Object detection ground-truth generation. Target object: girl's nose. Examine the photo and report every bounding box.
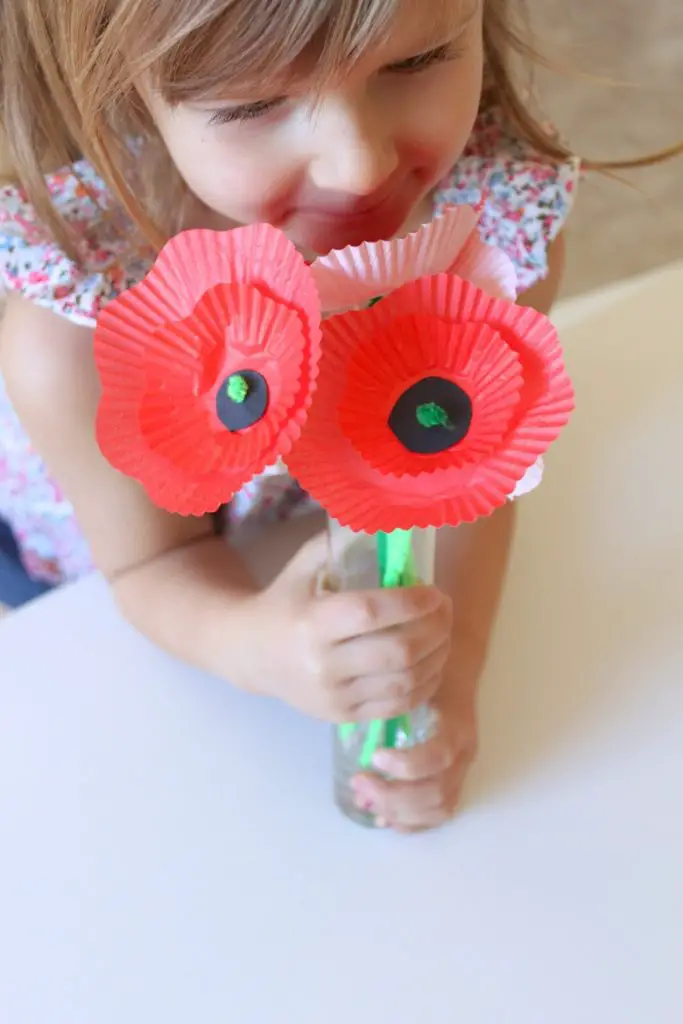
[307,96,399,196]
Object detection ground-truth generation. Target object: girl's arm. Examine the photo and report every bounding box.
[1,295,259,681]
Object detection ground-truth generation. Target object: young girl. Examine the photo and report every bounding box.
[0,0,676,830]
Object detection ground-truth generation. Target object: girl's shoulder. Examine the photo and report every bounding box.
[436,105,581,291]
[0,161,151,326]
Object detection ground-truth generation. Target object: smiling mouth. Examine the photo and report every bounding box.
[273,176,424,253]
[289,208,415,256]
[291,168,414,221]
[296,187,401,222]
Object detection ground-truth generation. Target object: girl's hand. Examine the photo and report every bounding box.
[350,656,480,832]
[231,532,453,723]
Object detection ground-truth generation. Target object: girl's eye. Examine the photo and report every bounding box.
[385,44,460,75]
[208,98,286,126]
[206,41,461,125]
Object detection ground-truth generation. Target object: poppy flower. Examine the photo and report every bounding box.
[310,203,518,311]
[285,273,574,533]
[95,225,322,516]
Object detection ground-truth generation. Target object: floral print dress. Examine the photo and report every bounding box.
[0,107,579,584]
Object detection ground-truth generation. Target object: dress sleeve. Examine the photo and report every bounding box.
[435,105,580,294]
[0,163,147,327]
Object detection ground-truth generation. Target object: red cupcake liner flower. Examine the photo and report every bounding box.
[286,274,574,533]
[94,225,322,516]
[338,316,524,477]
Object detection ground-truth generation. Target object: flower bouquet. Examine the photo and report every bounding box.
[95,206,574,827]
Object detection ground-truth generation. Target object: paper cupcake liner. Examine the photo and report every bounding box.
[449,230,518,301]
[97,383,290,517]
[95,396,247,516]
[130,224,317,322]
[355,273,575,460]
[286,272,574,533]
[99,283,307,459]
[287,425,523,534]
[310,204,479,312]
[154,283,306,402]
[333,312,523,477]
[95,224,323,516]
[286,347,523,534]
[95,223,321,386]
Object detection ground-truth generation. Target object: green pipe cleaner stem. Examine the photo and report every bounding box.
[355,528,416,768]
[227,374,249,403]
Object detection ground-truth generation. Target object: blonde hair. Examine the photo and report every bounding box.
[1,0,681,260]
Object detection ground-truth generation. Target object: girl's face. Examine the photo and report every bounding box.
[148,0,484,255]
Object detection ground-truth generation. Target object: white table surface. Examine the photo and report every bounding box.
[1,264,683,1024]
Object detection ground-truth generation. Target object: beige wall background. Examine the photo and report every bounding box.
[528,0,682,295]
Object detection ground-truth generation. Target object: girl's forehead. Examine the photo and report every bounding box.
[393,0,480,40]
[152,0,478,103]
[370,0,479,57]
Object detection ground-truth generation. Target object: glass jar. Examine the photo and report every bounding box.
[327,519,439,827]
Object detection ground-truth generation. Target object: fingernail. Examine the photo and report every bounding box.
[372,751,394,772]
[375,817,388,829]
[352,784,375,812]
[351,777,373,802]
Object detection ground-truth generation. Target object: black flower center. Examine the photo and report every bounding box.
[216,370,269,432]
[388,376,472,454]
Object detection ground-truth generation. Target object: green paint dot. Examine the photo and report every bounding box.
[227,374,249,404]
[416,402,452,429]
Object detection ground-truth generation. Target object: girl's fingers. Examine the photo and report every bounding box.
[353,776,446,827]
[342,655,447,720]
[371,733,454,781]
[321,586,446,642]
[393,807,453,832]
[345,677,441,724]
[332,622,450,692]
[391,789,465,833]
[352,750,471,831]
